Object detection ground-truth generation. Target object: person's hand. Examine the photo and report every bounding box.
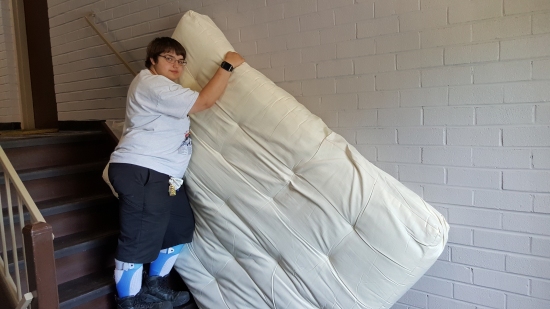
[224,51,245,68]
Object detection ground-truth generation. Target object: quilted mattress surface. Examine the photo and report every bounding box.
[163,11,448,309]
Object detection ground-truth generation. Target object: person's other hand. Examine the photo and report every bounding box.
[224,51,245,68]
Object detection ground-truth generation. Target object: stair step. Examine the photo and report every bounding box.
[54,229,118,260]
[58,269,114,309]
[5,228,118,275]
[2,136,113,171]
[3,193,117,226]
[0,161,108,185]
[1,193,118,254]
[0,128,199,308]
[48,201,119,242]
[58,270,199,309]
[40,194,118,217]
[1,169,112,205]
[0,131,106,149]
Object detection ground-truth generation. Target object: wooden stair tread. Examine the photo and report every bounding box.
[54,229,119,259]
[0,127,198,308]
[58,268,115,308]
[58,270,198,309]
[2,193,117,225]
[0,131,106,149]
[3,228,119,269]
[0,161,109,184]
[38,193,118,216]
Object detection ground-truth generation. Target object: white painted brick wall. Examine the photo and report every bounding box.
[425,260,472,283]
[412,275,453,297]
[422,146,472,166]
[358,90,398,108]
[447,168,501,189]
[377,145,420,163]
[357,16,398,39]
[354,54,395,74]
[424,107,473,125]
[319,22,355,44]
[337,109,376,128]
[454,282,506,309]
[448,225,472,245]
[472,15,531,42]
[376,32,419,54]
[449,84,503,105]
[46,0,550,308]
[336,75,374,93]
[378,107,421,126]
[399,164,444,184]
[534,195,550,214]
[398,47,443,69]
[445,42,499,65]
[533,11,550,34]
[0,0,20,122]
[536,103,550,124]
[400,87,447,107]
[532,279,550,300]
[476,105,534,125]
[532,237,550,257]
[473,229,531,253]
[447,127,500,146]
[376,70,420,90]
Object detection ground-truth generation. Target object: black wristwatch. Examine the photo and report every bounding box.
[220,61,234,72]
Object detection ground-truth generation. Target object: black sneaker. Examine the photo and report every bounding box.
[144,274,190,307]
[116,288,173,309]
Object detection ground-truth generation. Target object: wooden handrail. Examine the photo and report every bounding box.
[0,147,44,223]
[0,145,54,308]
[84,13,137,77]
[23,222,58,309]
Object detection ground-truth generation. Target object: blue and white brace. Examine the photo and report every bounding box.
[114,260,143,298]
[149,244,184,277]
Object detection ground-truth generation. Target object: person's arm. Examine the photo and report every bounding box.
[188,51,245,115]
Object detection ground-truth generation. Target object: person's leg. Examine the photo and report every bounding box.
[108,163,172,309]
[144,184,195,306]
[114,260,143,298]
[149,244,184,277]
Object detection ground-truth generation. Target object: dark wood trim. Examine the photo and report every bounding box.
[58,121,106,131]
[0,123,22,131]
[22,0,58,129]
[23,222,59,309]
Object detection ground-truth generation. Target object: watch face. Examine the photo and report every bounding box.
[221,61,234,72]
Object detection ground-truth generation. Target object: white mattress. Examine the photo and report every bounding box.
[124,11,448,309]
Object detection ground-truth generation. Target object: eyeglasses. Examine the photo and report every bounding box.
[159,54,187,66]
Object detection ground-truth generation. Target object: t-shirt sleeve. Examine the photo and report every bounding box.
[155,83,199,118]
[138,76,199,118]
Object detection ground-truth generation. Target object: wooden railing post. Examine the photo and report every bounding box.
[22,222,58,309]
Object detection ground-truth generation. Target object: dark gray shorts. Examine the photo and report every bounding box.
[108,163,195,263]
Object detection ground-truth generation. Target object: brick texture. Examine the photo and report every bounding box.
[0,0,21,122]
[41,0,550,308]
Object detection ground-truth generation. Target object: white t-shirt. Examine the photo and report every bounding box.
[110,69,199,178]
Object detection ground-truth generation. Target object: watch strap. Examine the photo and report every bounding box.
[220,61,234,72]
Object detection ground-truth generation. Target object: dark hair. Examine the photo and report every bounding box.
[145,37,187,69]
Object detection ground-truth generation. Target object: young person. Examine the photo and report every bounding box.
[108,37,244,309]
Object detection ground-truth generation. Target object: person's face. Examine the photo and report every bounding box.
[149,50,185,82]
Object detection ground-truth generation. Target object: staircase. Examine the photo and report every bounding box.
[0,125,197,309]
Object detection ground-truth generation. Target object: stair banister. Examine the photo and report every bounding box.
[84,13,137,77]
[0,148,45,223]
[0,146,57,309]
